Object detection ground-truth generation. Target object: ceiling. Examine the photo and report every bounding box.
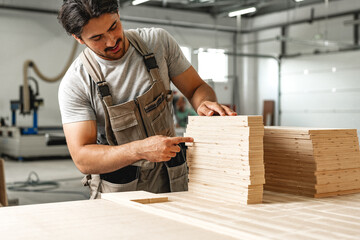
[120,0,342,17]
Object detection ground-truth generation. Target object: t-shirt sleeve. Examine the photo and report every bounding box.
[157,28,191,78]
[58,66,96,124]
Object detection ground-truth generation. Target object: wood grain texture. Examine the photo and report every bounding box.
[264,126,360,197]
[2,190,360,239]
[185,116,265,204]
[0,158,7,207]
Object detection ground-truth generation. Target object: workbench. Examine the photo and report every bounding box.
[1,190,360,239]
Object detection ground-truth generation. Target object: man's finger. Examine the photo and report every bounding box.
[170,137,194,144]
[197,106,213,116]
[169,144,181,153]
[167,152,177,158]
[222,105,237,116]
[207,103,226,116]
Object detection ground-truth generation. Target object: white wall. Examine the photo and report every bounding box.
[281,51,360,132]
[243,0,360,133]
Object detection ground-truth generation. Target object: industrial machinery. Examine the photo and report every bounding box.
[0,78,69,160]
[0,41,78,160]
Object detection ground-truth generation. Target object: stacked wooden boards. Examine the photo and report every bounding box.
[264,127,360,198]
[184,116,265,204]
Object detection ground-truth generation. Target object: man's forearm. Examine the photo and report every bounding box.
[189,82,217,112]
[71,135,193,175]
[74,141,141,174]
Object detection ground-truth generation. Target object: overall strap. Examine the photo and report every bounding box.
[80,48,117,145]
[125,30,162,82]
[80,48,113,107]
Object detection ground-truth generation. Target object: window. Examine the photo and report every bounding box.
[180,46,191,63]
[198,48,228,82]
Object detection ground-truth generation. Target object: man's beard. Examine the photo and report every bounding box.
[86,37,125,60]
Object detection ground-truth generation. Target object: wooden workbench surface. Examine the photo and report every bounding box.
[1,190,360,239]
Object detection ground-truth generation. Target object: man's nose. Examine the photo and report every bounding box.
[105,34,117,47]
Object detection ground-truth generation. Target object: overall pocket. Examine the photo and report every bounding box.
[109,110,143,145]
[145,93,175,137]
[166,161,188,192]
[100,178,139,193]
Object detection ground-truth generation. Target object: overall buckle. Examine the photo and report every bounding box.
[143,53,158,72]
[96,81,111,98]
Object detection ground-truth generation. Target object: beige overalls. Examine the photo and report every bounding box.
[80,30,188,199]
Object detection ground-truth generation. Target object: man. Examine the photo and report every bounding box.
[58,0,236,199]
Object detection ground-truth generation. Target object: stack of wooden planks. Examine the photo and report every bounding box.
[264,127,360,198]
[184,116,265,204]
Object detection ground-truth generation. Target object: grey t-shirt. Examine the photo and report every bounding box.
[58,28,191,144]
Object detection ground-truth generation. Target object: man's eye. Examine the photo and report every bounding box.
[93,36,102,41]
[110,24,117,31]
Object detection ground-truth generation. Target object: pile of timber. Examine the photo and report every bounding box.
[264,127,360,198]
[184,116,265,204]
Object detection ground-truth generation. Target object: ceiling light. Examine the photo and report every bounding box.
[132,0,150,6]
[228,7,256,17]
[294,0,305,2]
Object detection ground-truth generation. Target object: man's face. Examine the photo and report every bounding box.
[74,13,128,61]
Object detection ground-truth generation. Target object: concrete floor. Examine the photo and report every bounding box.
[3,157,89,205]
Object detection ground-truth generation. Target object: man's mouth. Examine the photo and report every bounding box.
[105,39,121,53]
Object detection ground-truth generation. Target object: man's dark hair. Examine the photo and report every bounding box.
[58,0,119,38]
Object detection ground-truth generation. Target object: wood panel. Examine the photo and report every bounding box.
[0,158,7,207]
[264,126,360,197]
[185,116,265,204]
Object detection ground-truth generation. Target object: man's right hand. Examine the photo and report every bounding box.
[139,135,194,162]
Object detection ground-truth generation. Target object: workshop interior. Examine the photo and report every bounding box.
[1,0,360,239]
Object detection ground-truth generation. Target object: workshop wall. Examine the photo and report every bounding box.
[244,0,360,132]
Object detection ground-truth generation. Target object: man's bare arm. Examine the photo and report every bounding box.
[172,66,237,116]
[63,120,193,174]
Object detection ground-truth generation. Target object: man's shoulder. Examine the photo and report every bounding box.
[59,56,87,90]
[129,27,169,41]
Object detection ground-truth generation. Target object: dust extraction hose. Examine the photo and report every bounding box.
[22,40,79,114]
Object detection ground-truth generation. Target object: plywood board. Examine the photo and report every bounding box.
[0,158,7,207]
[188,115,264,127]
[263,126,360,197]
[186,115,265,204]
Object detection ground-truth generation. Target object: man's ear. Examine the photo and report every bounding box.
[72,34,85,44]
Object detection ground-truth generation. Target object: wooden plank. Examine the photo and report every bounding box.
[101,191,168,204]
[187,143,264,156]
[184,133,263,149]
[315,181,360,194]
[0,158,8,207]
[101,192,248,239]
[314,188,360,198]
[185,126,264,137]
[264,185,316,197]
[188,115,264,127]
[0,198,239,240]
[188,169,265,184]
[187,154,264,167]
[187,162,264,175]
[264,127,358,139]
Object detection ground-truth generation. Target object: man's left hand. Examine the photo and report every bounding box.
[197,101,237,116]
